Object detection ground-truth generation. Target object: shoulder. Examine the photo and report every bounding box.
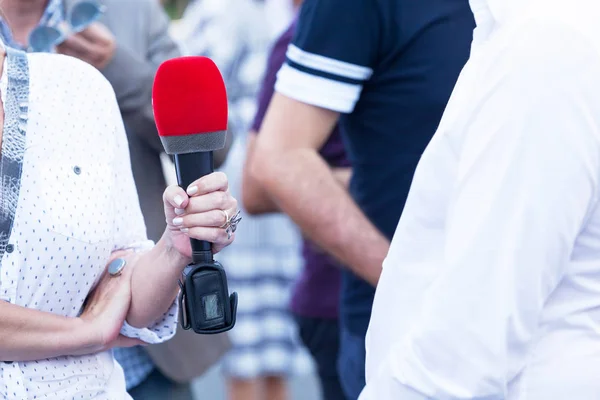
[25,53,123,147]
[27,53,115,103]
[486,18,600,94]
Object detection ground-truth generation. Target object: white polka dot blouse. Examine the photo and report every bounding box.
[0,51,177,399]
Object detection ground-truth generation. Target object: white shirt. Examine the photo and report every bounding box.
[0,51,177,399]
[362,0,600,399]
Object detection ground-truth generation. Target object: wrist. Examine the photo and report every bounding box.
[69,317,103,354]
[158,232,191,270]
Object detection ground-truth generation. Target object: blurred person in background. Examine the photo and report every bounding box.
[174,0,312,399]
[0,0,231,398]
[249,0,475,398]
[242,6,348,400]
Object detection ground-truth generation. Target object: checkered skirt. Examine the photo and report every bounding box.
[216,140,313,379]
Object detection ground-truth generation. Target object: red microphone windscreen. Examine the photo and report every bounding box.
[152,56,228,154]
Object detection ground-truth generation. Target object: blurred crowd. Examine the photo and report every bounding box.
[5,0,600,398]
[0,0,473,399]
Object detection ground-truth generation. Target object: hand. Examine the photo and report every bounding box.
[163,172,238,258]
[55,23,116,70]
[77,256,143,354]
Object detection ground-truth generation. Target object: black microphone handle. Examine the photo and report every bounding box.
[174,151,214,264]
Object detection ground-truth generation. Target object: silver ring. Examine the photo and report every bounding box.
[224,210,242,239]
[219,209,230,229]
[108,258,126,277]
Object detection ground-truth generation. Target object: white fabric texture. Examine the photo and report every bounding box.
[0,53,176,399]
[362,0,600,399]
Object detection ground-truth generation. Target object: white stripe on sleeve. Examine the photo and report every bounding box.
[286,44,373,81]
[275,63,363,113]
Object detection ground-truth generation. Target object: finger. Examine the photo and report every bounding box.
[82,272,126,314]
[172,210,229,229]
[179,226,233,245]
[92,275,127,302]
[183,191,237,215]
[78,23,113,44]
[163,185,190,209]
[212,232,236,254]
[56,33,94,58]
[55,45,83,62]
[186,172,228,197]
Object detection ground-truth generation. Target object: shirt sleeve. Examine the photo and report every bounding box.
[361,30,600,398]
[106,88,178,344]
[275,0,379,113]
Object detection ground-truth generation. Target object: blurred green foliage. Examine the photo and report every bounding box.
[162,0,189,19]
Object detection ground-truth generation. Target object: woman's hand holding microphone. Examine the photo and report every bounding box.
[164,171,238,258]
[79,172,239,351]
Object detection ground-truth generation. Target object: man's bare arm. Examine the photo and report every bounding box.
[242,132,281,215]
[251,93,388,286]
[244,131,353,215]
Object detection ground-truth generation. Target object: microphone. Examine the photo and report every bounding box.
[152,56,237,335]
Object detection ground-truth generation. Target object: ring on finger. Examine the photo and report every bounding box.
[219,209,230,228]
[224,209,242,239]
[108,258,126,277]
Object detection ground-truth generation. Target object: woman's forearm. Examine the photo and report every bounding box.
[0,301,95,361]
[126,235,189,328]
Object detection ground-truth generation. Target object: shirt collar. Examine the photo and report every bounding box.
[0,0,65,51]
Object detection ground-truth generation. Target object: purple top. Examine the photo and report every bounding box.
[252,17,349,319]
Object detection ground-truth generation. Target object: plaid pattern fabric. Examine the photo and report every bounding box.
[113,347,155,390]
[214,137,313,379]
[0,0,64,50]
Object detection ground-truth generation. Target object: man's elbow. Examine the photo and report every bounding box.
[239,153,268,214]
[248,149,276,189]
[241,181,263,216]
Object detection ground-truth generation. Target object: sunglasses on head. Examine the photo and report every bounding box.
[28,0,106,52]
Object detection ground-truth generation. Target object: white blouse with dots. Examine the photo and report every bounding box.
[0,52,177,399]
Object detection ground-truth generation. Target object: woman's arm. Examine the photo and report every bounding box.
[124,236,187,329]
[125,172,237,329]
[104,82,237,331]
[0,267,142,362]
[0,302,92,361]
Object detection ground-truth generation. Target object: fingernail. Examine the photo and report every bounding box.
[187,186,198,196]
[180,227,189,233]
[173,195,184,207]
[174,208,185,216]
[172,217,183,226]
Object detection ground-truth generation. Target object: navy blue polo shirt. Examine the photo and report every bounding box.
[275,0,475,336]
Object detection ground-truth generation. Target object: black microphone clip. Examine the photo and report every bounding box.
[178,260,238,334]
